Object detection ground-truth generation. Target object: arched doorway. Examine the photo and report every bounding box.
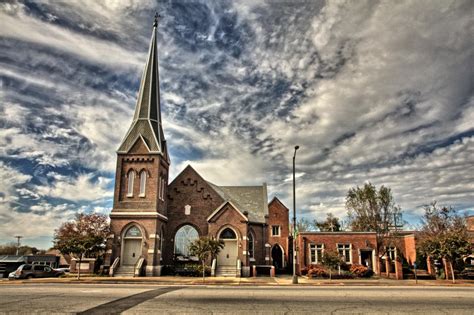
[272,244,284,269]
[217,227,238,266]
[122,225,143,266]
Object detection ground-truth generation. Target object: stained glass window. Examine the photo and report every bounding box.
[174,225,199,256]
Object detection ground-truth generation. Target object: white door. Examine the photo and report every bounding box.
[123,239,141,265]
[217,240,237,266]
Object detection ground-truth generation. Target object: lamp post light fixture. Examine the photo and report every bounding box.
[292,145,299,284]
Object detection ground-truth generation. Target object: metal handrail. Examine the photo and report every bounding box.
[109,257,120,277]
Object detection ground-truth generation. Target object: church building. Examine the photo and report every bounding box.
[106,19,289,277]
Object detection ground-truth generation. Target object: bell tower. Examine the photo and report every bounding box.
[108,14,169,276]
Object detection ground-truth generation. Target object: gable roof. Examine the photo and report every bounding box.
[208,182,268,223]
[207,200,249,222]
[169,165,269,223]
[269,196,289,211]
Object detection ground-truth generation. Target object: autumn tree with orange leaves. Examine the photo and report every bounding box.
[53,213,110,279]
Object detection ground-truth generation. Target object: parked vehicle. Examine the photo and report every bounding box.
[8,264,65,280]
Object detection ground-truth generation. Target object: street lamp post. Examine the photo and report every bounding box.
[292,145,299,284]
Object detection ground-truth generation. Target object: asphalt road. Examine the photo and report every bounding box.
[0,283,473,314]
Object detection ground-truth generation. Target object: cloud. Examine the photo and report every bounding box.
[0,0,473,248]
[36,172,113,202]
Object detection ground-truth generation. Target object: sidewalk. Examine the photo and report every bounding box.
[3,275,474,286]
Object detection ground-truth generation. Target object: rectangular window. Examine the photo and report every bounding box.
[387,246,397,260]
[309,244,324,264]
[272,225,280,236]
[337,244,351,263]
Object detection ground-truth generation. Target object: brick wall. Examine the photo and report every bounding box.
[268,198,290,268]
[298,232,377,270]
[163,166,224,264]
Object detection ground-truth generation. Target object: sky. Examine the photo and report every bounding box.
[1,0,473,249]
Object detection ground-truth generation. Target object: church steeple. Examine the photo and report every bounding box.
[118,14,168,161]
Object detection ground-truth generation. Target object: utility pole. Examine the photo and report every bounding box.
[292,145,299,284]
[15,235,23,255]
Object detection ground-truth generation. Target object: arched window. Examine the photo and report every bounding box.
[125,225,142,238]
[174,225,199,256]
[220,228,237,239]
[127,171,135,197]
[139,170,147,197]
[248,232,255,258]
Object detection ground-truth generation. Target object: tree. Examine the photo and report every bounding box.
[0,244,45,255]
[345,183,402,256]
[315,213,341,232]
[188,237,224,282]
[418,202,471,283]
[53,213,110,280]
[321,250,343,280]
[296,218,314,233]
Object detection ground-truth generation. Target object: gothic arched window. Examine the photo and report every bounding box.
[139,170,147,197]
[127,170,135,197]
[174,225,199,256]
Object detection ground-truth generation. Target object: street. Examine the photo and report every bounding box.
[0,283,473,314]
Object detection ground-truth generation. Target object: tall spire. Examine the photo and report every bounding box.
[118,15,167,160]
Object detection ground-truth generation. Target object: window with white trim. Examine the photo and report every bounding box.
[127,171,135,197]
[310,244,324,264]
[272,225,281,236]
[139,170,147,197]
[387,246,397,260]
[337,244,352,263]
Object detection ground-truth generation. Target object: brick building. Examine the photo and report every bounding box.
[297,231,417,277]
[106,20,289,277]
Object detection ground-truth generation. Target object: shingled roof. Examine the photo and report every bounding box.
[208,182,269,223]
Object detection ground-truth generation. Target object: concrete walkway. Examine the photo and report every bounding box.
[3,275,474,286]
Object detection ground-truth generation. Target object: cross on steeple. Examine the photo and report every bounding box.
[153,12,160,28]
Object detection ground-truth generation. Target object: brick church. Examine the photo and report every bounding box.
[106,19,422,279]
[106,19,290,277]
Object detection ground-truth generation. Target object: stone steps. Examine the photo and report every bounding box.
[216,266,237,277]
[114,266,135,277]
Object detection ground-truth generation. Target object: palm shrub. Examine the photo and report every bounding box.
[188,237,224,282]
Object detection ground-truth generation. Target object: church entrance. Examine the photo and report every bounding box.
[272,244,284,269]
[122,225,143,266]
[217,228,238,266]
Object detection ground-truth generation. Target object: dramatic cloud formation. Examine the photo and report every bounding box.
[0,0,473,248]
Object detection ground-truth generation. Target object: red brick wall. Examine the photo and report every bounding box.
[208,203,248,265]
[163,166,224,264]
[109,137,169,271]
[402,234,417,265]
[268,198,290,267]
[297,232,377,269]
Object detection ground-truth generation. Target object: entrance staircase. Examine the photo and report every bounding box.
[216,266,237,277]
[114,265,135,277]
